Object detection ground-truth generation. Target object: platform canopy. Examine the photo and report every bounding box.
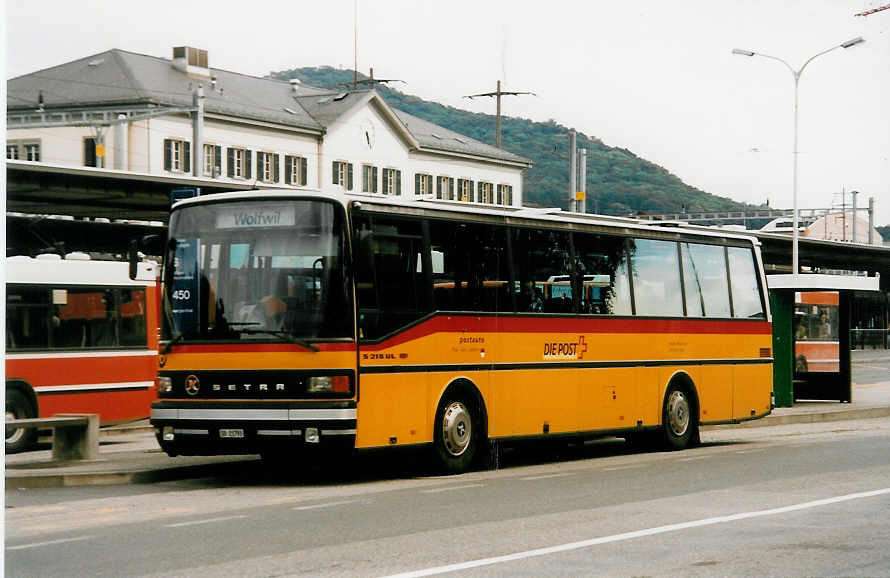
[767,274,881,293]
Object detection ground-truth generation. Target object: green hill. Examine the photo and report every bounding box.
[270,66,758,216]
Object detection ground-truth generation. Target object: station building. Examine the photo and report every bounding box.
[7,46,531,206]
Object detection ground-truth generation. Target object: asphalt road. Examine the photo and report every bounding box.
[6,417,890,577]
[852,349,890,385]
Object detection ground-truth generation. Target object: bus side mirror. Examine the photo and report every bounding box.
[128,239,139,280]
[128,234,164,280]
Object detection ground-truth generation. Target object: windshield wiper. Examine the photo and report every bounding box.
[236,328,319,352]
[160,332,186,355]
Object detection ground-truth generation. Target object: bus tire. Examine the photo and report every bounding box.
[6,387,37,454]
[433,393,480,474]
[660,382,698,451]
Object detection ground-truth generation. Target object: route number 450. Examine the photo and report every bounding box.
[172,289,191,300]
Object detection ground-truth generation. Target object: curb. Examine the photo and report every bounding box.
[747,406,890,427]
[8,407,890,488]
[6,458,255,489]
[700,406,890,431]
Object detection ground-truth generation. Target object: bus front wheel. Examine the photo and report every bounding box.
[6,388,37,454]
[660,384,698,451]
[433,396,479,474]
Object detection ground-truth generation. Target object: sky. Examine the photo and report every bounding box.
[5,0,890,224]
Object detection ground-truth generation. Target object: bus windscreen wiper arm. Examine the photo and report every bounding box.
[237,328,319,352]
[161,332,186,355]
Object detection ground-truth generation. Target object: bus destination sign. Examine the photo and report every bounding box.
[216,205,295,229]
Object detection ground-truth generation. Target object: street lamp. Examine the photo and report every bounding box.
[732,37,865,277]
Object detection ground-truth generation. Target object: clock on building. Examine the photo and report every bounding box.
[359,119,376,149]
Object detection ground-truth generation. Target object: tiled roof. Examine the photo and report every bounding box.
[392,109,529,165]
[8,49,530,166]
[8,49,323,131]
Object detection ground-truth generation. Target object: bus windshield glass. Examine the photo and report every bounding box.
[163,199,352,343]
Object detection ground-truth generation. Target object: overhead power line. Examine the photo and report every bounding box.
[464,81,535,149]
[855,3,890,16]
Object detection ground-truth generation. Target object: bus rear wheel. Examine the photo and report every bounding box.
[6,388,37,454]
[661,384,697,451]
[433,396,479,474]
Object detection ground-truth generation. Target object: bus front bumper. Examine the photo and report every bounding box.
[150,401,356,456]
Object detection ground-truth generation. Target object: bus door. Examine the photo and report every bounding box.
[353,213,433,448]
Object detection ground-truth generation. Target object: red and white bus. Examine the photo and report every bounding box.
[5,254,159,452]
[794,291,839,373]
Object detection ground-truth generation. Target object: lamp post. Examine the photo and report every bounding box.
[732,37,865,277]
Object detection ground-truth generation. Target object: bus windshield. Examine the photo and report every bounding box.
[163,199,352,343]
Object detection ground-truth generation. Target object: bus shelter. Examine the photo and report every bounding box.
[767,274,880,407]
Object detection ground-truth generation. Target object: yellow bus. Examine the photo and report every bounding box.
[146,191,772,473]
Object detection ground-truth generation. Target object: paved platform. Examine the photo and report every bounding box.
[7,351,890,488]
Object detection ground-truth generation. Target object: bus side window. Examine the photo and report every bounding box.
[6,286,51,350]
[354,215,429,340]
[88,289,118,347]
[119,288,148,346]
[510,228,572,313]
[727,246,765,319]
[430,221,510,313]
[680,243,731,318]
[631,239,684,317]
[572,232,632,315]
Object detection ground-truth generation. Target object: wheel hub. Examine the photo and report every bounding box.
[667,390,689,437]
[6,409,25,443]
[442,401,471,457]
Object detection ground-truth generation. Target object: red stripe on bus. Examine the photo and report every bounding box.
[173,342,357,354]
[37,389,157,422]
[166,317,770,354]
[362,315,771,350]
[6,355,157,388]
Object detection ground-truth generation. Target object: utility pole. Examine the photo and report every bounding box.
[92,128,106,168]
[577,148,587,213]
[192,84,204,177]
[353,0,359,89]
[569,130,576,212]
[851,190,858,243]
[464,81,535,149]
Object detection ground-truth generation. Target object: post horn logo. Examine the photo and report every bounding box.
[184,374,200,396]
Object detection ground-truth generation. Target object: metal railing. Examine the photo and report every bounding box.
[850,329,890,350]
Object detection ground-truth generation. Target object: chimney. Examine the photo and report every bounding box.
[172,46,210,80]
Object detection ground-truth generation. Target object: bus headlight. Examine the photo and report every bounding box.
[158,376,173,394]
[306,375,351,394]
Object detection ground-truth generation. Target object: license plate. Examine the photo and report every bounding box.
[219,428,244,439]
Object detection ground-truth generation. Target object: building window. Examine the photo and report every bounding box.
[84,137,105,168]
[478,181,494,204]
[256,151,280,183]
[362,164,378,193]
[164,138,190,173]
[333,160,353,190]
[458,178,474,202]
[437,176,454,200]
[497,184,513,205]
[203,144,222,177]
[415,173,433,196]
[382,168,401,195]
[7,140,41,162]
[227,147,252,179]
[285,155,308,186]
[24,143,40,162]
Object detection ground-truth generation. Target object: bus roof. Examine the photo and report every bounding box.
[171,188,762,247]
[6,255,157,286]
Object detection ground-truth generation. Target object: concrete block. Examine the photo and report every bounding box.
[52,414,99,461]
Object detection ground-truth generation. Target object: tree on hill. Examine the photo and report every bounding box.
[270,66,759,217]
